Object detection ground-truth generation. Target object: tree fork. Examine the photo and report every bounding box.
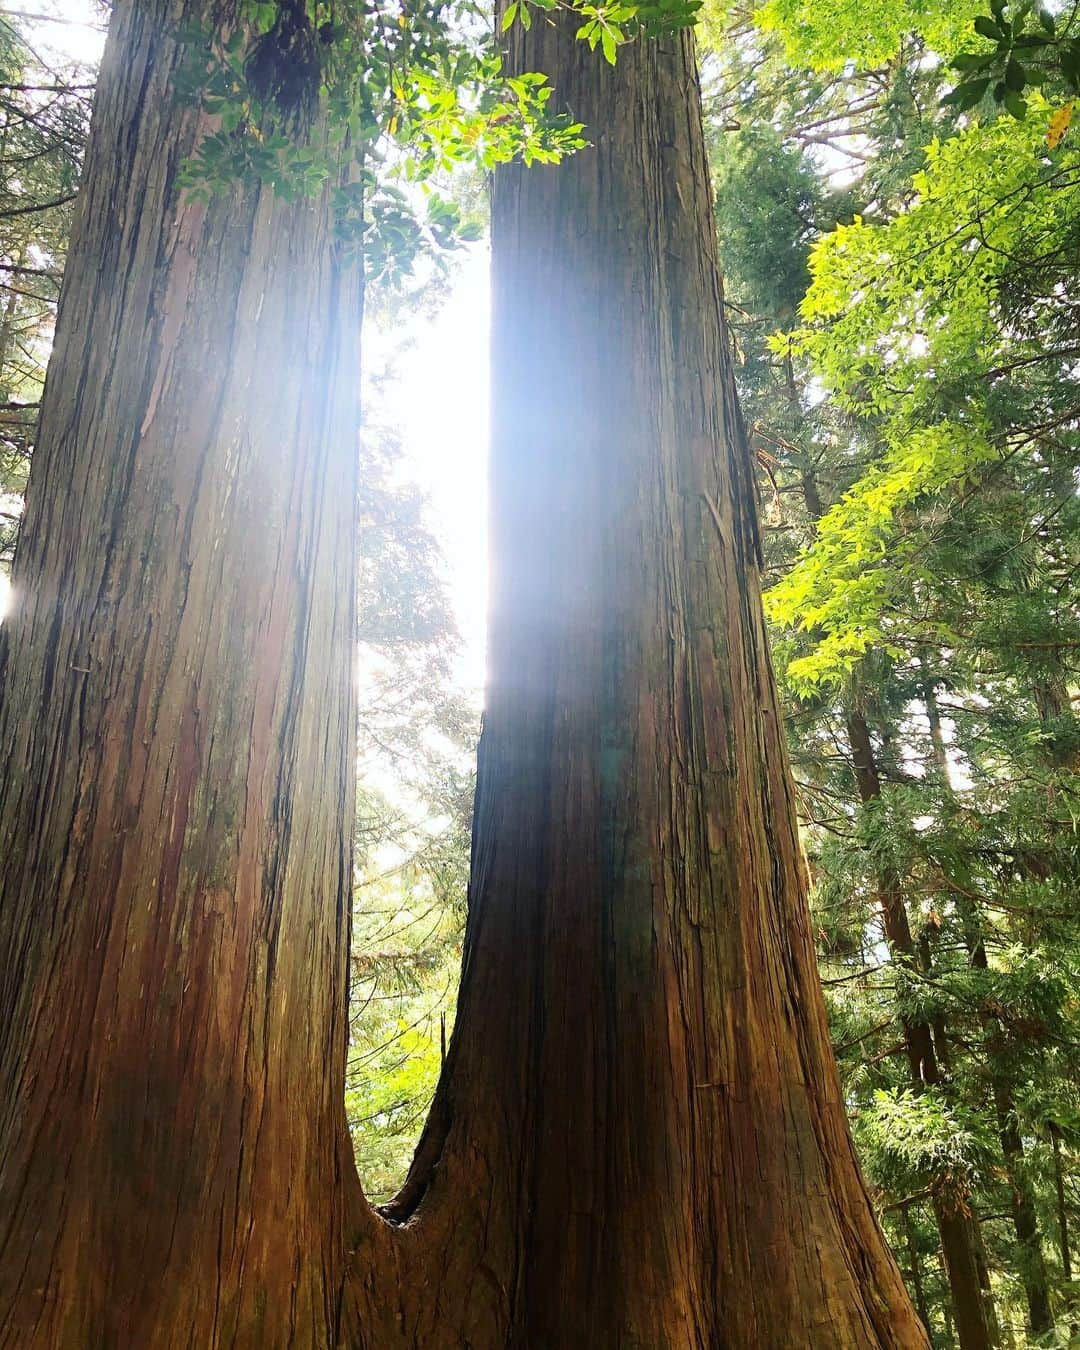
[0,0,929,1344]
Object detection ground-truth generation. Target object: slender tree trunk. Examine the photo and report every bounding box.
[1050,1122,1077,1335]
[847,705,994,1350]
[1031,673,1080,770]
[992,1090,1052,1335]
[941,1253,956,1344]
[973,1224,1004,1349]
[918,928,953,1074]
[923,678,1054,1337]
[902,1204,934,1336]
[1051,1123,1073,1284]
[0,251,22,402]
[0,0,930,1346]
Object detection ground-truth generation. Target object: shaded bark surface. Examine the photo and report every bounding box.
[0,1,928,1346]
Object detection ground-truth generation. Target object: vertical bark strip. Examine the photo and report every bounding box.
[0,1,365,1343]
[376,21,928,1348]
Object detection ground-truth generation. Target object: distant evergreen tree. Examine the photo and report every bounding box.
[705,8,1080,1343]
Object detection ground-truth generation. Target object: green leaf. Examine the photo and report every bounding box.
[1004,56,1026,90]
[501,3,518,30]
[601,25,618,62]
[943,77,991,109]
[974,14,1004,40]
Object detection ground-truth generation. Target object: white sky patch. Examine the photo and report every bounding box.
[369,249,491,699]
[9,0,107,65]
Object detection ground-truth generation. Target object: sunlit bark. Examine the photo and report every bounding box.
[0,2,363,1342]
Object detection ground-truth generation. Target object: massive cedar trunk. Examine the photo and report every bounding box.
[361,19,927,1347]
[0,0,364,1342]
[0,0,929,1346]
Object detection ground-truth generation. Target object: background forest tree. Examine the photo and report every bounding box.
[0,0,1075,1344]
[705,2,1080,1342]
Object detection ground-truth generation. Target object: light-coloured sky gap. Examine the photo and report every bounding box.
[370,250,490,698]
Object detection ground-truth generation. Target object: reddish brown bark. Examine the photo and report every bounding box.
[361,17,926,1348]
[0,0,928,1345]
[0,1,364,1342]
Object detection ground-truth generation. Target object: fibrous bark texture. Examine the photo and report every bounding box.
[0,1,363,1343]
[0,0,929,1345]
[364,19,929,1349]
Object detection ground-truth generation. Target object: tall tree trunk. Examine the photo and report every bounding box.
[372,17,926,1346]
[992,1087,1052,1335]
[0,0,930,1346]
[923,678,1054,1337]
[847,705,994,1350]
[0,0,366,1343]
[1031,672,1080,770]
[1051,1123,1073,1285]
[1050,1122,1077,1335]
[901,1203,934,1336]
[0,250,22,403]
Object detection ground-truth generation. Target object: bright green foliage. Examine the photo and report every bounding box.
[946,0,1080,124]
[502,0,700,63]
[794,112,1074,410]
[766,424,996,689]
[766,107,1080,690]
[859,1086,990,1203]
[753,0,984,72]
